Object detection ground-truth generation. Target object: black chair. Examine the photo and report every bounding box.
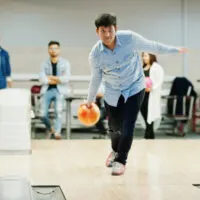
[162,77,196,136]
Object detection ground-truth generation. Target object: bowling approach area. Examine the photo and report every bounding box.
[1,0,200,199]
[0,140,200,200]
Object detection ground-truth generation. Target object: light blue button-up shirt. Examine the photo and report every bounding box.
[87,30,179,107]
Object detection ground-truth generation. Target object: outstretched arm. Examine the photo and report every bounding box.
[132,31,187,54]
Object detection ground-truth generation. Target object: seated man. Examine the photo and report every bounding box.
[39,41,71,139]
[0,45,12,89]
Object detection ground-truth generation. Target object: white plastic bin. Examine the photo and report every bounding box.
[0,89,31,154]
[0,176,34,200]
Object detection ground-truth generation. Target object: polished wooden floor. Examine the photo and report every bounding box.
[0,139,200,200]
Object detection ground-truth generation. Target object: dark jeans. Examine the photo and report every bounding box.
[95,96,107,135]
[105,89,145,165]
[140,92,155,139]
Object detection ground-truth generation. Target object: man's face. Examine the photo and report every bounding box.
[96,25,117,47]
[48,44,60,58]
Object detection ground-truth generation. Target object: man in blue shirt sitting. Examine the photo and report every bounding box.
[0,46,12,89]
[86,13,187,176]
[39,41,71,140]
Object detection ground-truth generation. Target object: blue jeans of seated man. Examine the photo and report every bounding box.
[41,88,64,133]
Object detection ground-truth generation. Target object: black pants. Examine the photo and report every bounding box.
[105,89,145,165]
[95,96,107,135]
[140,92,155,139]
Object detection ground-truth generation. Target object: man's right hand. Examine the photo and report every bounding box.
[48,76,60,84]
[47,76,54,79]
[48,79,57,85]
[85,101,93,108]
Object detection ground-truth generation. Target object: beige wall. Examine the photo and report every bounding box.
[187,0,200,91]
[0,0,199,90]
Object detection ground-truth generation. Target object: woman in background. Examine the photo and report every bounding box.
[141,53,164,139]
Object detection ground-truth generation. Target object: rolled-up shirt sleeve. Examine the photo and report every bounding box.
[131,31,179,54]
[87,51,102,103]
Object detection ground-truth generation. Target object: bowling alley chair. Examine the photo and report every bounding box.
[162,77,197,136]
[30,85,41,137]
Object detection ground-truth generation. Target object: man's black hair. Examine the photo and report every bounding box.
[95,13,117,28]
[48,41,60,47]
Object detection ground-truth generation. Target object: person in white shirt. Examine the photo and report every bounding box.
[140,52,164,139]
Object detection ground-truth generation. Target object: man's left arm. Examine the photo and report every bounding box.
[132,31,187,54]
[52,61,71,84]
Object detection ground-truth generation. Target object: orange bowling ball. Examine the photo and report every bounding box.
[78,103,100,126]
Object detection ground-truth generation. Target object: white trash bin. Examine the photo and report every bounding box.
[0,176,34,200]
[0,89,31,154]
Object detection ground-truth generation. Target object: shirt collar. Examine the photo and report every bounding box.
[48,57,60,65]
[100,34,121,52]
